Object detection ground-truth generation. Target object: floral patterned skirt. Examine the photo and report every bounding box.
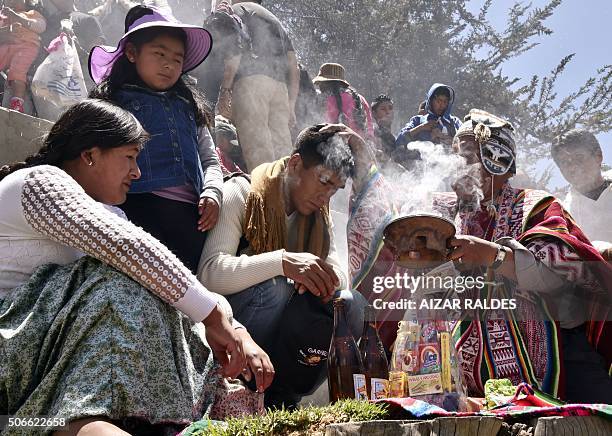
[0,257,221,435]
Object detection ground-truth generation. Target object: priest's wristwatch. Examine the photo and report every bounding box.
[490,245,510,270]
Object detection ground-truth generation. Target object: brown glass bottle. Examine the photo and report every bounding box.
[359,305,390,400]
[328,298,367,402]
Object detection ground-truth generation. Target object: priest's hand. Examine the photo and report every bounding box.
[447,235,498,268]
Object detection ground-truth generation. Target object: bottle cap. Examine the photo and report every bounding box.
[332,297,345,306]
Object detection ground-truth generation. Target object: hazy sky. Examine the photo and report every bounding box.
[470,0,611,187]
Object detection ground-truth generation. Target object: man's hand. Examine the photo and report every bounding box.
[421,119,438,131]
[431,129,452,145]
[319,123,373,188]
[198,197,220,231]
[282,251,339,300]
[411,119,438,137]
[319,123,367,156]
[447,235,499,268]
[203,305,246,378]
[235,328,275,392]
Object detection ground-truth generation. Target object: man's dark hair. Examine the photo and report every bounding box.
[293,124,355,179]
[371,94,393,110]
[551,129,601,161]
[431,87,451,99]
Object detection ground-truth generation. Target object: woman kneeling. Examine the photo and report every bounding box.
[0,99,273,435]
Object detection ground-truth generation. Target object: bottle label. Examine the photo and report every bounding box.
[370,377,389,400]
[407,373,443,396]
[353,373,367,400]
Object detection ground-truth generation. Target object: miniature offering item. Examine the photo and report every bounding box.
[389,319,467,410]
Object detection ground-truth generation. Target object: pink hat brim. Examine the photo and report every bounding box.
[89,20,212,84]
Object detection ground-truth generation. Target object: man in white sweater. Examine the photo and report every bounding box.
[198,124,367,408]
[552,129,612,244]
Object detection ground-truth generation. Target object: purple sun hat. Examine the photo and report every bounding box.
[88,6,213,84]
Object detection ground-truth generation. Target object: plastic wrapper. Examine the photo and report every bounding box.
[31,34,87,122]
[389,318,467,411]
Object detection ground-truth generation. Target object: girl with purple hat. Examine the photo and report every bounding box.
[89,5,222,274]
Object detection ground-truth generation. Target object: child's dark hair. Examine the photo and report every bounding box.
[293,124,355,180]
[371,94,393,111]
[89,9,212,128]
[0,99,149,182]
[431,86,451,100]
[552,129,601,162]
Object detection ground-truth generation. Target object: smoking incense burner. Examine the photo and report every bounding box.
[383,214,456,269]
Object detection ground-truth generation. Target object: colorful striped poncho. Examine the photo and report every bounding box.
[347,165,612,399]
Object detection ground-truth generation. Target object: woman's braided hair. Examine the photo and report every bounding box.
[0,99,149,182]
[330,83,367,134]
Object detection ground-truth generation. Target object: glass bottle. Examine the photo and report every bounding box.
[359,305,390,400]
[328,298,367,401]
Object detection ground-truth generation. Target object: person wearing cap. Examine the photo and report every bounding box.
[370,94,396,159]
[89,5,223,274]
[214,116,246,175]
[552,129,612,244]
[395,83,462,148]
[209,0,299,172]
[313,62,375,140]
[348,108,612,403]
[198,123,368,408]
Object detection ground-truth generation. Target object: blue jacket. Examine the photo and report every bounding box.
[395,83,462,147]
[115,84,205,195]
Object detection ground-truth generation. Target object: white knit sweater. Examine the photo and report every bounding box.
[0,165,235,324]
[197,176,348,295]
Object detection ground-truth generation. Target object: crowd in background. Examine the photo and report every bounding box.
[1,0,479,172]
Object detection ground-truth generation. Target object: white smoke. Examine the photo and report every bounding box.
[317,134,354,180]
[384,141,484,218]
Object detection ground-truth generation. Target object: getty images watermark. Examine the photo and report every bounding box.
[369,261,517,319]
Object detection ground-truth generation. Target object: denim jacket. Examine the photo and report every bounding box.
[115,84,206,195]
